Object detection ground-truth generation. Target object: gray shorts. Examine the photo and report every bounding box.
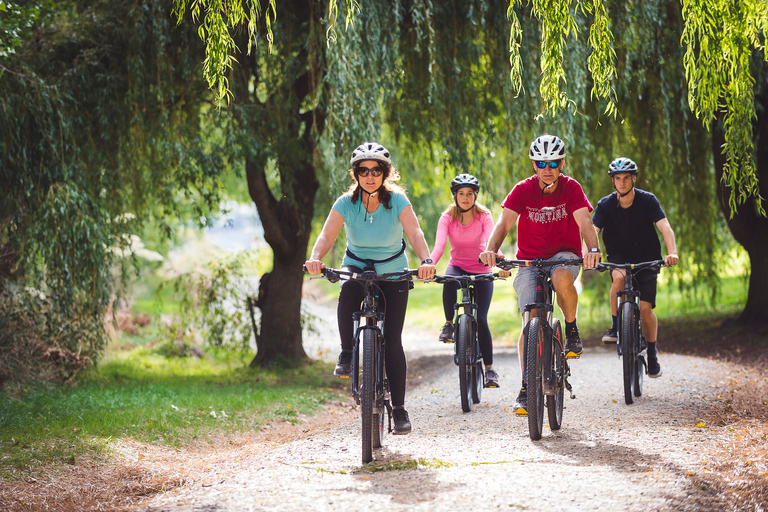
[512,251,581,314]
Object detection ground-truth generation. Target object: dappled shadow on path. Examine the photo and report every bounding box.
[534,428,725,511]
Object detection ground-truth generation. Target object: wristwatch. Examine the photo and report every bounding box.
[588,247,601,254]
[421,258,434,265]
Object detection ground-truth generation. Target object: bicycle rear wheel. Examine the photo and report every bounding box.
[547,319,565,430]
[526,317,545,440]
[471,319,482,404]
[634,333,644,397]
[372,355,386,449]
[620,302,637,405]
[457,315,473,412]
[361,328,376,463]
[472,360,483,404]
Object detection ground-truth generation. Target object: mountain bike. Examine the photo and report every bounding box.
[432,273,504,413]
[495,258,581,441]
[596,260,666,405]
[305,266,416,463]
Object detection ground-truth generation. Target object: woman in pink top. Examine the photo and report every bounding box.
[430,174,508,388]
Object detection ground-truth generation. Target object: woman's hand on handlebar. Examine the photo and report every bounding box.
[417,261,436,280]
[304,259,325,275]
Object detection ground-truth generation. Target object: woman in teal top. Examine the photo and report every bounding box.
[305,142,435,435]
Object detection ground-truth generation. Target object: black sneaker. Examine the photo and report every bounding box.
[513,388,527,416]
[565,326,583,359]
[602,327,618,344]
[392,408,412,434]
[438,322,454,343]
[333,350,352,378]
[648,354,662,378]
[484,367,500,388]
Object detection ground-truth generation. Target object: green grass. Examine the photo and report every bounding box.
[0,349,345,480]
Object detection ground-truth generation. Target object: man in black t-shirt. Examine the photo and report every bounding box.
[592,157,678,377]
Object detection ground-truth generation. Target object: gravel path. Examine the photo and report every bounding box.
[142,312,728,512]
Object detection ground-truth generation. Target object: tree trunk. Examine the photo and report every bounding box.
[712,93,768,324]
[246,155,318,366]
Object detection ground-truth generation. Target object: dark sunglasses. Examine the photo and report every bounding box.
[357,166,384,177]
[535,160,562,169]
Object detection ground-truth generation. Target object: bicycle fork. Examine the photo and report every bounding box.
[351,313,393,431]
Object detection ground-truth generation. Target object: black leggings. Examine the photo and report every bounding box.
[337,272,410,407]
[442,265,494,366]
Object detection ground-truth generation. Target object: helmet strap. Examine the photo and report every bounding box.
[538,176,559,194]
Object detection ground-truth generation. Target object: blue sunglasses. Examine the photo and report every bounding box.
[535,160,562,169]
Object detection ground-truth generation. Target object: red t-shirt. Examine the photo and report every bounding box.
[501,175,593,259]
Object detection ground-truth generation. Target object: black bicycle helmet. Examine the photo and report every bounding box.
[529,134,566,161]
[608,157,638,176]
[350,142,392,167]
[450,173,480,194]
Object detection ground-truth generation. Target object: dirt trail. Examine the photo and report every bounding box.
[141,341,730,512]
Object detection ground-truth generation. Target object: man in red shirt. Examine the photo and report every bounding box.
[480,134,601,415]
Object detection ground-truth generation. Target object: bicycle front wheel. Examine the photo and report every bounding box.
[526,317,545,440]
[547,319,565,430]
[361,328,376,463]
[620,302,637,405]
[457,314,473,412]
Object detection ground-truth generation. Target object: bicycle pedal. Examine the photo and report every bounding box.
[565,352,582,359]
[338,375,351,379]
[442,340,454,344]
[514,408,528,416]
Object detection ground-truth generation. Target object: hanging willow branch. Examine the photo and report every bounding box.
[681,0,767,215]
[172,0,276,104]
[174,0,765,212]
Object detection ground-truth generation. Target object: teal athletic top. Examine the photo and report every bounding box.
[332,189,411,273]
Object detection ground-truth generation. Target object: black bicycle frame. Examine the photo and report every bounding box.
[350,281,386,408]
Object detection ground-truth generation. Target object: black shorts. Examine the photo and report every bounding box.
[611,268,658,308]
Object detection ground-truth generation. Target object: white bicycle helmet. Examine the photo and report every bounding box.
[528,135,566,161]
[350,142,392,167]
[450,173,480,194]
[608,157,638,175]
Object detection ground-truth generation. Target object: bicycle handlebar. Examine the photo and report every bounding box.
[488,257,584,271]
[595,260,666,273]
[303,266,418,284]
[432,273,503,284]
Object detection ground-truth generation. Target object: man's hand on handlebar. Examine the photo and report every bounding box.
[479,251,497,268]
[582,249,601,270]
[304,259,325,275]
[664,253,679,267]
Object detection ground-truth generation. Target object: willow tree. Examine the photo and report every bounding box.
[0,1,222,382]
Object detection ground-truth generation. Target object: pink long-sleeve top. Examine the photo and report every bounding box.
[430,211,501,274]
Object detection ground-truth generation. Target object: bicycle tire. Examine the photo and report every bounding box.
[526,317,545,440]
[361,328,376,463]
[547,319,565,430]
[372,343,385,449]
[472,360,483,404]
[471,318,482,404]
[457,315,473,412]
[621,302,637,405]
[634,333,644,398]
